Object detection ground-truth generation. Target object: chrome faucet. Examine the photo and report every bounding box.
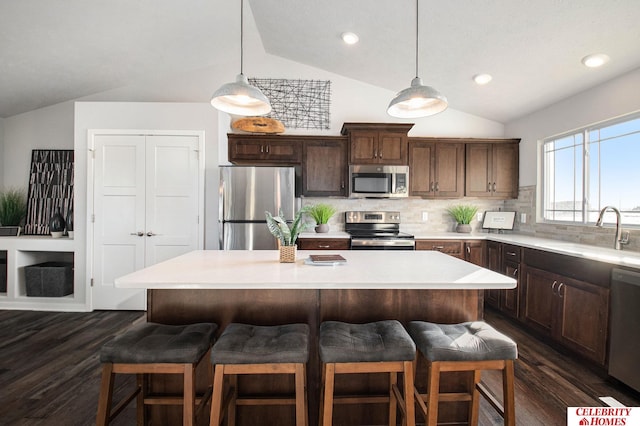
[595,206,628,250]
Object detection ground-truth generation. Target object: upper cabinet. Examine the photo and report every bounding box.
[302,137,348,197]
[465,139,520,199]
[228,134,302,164]
[409,139,464,198]
[341,123,414,165]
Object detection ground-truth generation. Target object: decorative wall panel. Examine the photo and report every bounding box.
[248,78,331,130]
[24,150,74,235]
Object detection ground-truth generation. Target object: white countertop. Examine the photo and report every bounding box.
[114,250,516,290]
[414,232,640,270]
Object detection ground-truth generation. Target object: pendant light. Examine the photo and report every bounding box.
[387,0,447,118]
[211,0,271,116]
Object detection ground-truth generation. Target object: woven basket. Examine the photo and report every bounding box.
[279,245,297,263]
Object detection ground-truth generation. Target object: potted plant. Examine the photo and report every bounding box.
[447,204,478,233]
[0,187,27,237]
[306,203,337,233]
[265,207,312,262]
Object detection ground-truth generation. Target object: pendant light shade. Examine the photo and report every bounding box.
[211,73,272,116]
[211,0,271,116]
[387,0,447,118]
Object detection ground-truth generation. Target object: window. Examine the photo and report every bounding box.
[542,113,640,226]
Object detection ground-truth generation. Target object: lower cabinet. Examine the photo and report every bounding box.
[415,239,485,266]
[297,238,350,250]
[521,263,609,365]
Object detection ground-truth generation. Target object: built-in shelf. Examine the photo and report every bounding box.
[0,236,85,311]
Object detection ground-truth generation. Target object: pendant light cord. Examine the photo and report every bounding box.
[240,0,244,75]
[415,0,419,78]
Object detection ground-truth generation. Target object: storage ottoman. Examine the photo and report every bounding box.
[25,261,73,297]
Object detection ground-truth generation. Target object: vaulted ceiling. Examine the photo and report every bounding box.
[1,0,639,122]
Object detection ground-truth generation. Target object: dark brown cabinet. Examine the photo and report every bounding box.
[484,241,502,309]
[521,249,610,365]
[297,238,350,250]
[228,134,302,164]
[302,138,348,197]
[409,140,464,198]
[341,123,413,165]
[415,239,463,258]
[501,245,521,319]
[464,240,485,266]
[465,140,519,199]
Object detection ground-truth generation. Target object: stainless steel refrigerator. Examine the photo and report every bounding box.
[219,166,297,250]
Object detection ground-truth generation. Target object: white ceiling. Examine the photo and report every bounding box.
[1,0,639,122]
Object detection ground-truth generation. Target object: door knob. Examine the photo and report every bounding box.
[130,231,144,237]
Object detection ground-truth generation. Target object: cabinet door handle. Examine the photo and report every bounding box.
[341,181,345,189]
[466,246,471,254]
[433,246,444,250]
[551,280,558,294]
[318,244,330,248]
[373,149,378,159]
[265,145,269,154]
[512,268,518,277]
[146,231,156,237]
[430,182,435,191]
[435,182,439,192]
[558,282,565,298]
[260,145,264,153]
[493,182,496,192]
[487,182,492,192]
[506,251,517,256]
[130,231,144,237]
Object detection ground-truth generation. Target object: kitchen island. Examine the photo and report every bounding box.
[115,250,515,426]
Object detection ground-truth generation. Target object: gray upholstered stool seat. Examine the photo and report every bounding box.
[408,321,518,362]
[209,323,310,426]
[408,321,517,426]
[211,323,309,364]
[319,320,416,363]
[318,320,416,426]
[96,322,218,426]
[101,322,217,364]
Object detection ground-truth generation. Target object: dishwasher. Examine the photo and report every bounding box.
[609,268,640,392]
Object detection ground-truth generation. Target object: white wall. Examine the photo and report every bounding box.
[0,117,4,188]
[506,67,640,186]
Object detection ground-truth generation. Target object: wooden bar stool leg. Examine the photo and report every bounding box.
[228,374,238,426]
[403,360,416,426]
[469,370,482,426]
[96,363,115,426]
[389,371,398,426]
[136,373,146,426]
[295,363,308,426]
[210,365,225,426]
[321,363,335,426]
[503,360,516,426]
[183,364,196,426]
[426,361,441,426]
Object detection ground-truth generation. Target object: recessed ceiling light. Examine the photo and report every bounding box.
[581,53,610,68]
[473,74,493,85]
[341,32,359,45]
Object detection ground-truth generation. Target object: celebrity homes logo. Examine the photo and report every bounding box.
[568,407,639,425]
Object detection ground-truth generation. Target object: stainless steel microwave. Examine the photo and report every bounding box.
[348,165,409,198]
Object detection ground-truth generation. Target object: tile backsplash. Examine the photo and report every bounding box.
[302,186,639,253]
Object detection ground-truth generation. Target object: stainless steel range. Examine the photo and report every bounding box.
[345,211,415,250]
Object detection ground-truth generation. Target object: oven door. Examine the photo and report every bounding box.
[350,238,416,250]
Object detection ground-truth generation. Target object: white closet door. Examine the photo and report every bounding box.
[92,135,146,310]
[90,133,202,310]
[144,135,200,265]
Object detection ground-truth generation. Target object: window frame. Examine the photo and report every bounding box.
[540,111,640,227]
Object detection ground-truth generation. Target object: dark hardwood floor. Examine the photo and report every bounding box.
[0,308,638,425]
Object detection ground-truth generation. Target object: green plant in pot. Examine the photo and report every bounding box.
[447,204,478,233]
[0,187,27,236]
[265,207,312,262]
[306,203,337,233]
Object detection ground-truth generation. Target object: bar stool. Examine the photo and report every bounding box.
[96,321,217,426]
[209,323,310,426]
[318,320,416,426]
[408,321,517,426]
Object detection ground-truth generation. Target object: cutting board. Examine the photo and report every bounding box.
[232,117,285,134]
